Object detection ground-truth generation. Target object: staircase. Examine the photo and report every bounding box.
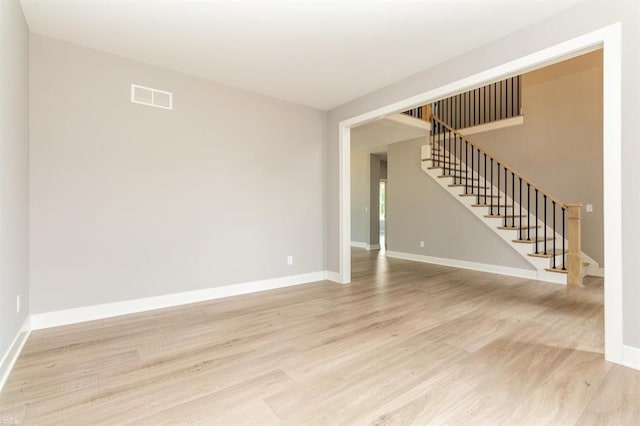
[419,114,595,285]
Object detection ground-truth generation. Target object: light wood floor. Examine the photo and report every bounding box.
[2,249,639,425]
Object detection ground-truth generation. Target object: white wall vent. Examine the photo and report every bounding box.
[131,84,173,110]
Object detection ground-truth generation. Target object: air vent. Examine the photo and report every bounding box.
[131,84,173,110]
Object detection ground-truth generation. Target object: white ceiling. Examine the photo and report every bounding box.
[20,0,584,110]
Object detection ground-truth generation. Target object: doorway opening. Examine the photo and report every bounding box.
[337,24,622,364]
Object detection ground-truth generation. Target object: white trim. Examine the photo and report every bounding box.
[458,115,524,136]
[326,271,343,283]
[339,126,351,284]
[587,267,605,278]
[0,317,31,392]
[622,345,640,371]
[601,24,623,364]
[386,250,537,280]
[31,271,329,330]
[351,241,380,250]
[337,23,623,364]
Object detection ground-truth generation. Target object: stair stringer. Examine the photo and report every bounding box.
[420,144,567,284]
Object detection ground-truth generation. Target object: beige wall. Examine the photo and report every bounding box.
[470,50,603,266]
[387,137,533,270]
[0,0,30,359]
[327,0,640,347]
[29,35,327,314]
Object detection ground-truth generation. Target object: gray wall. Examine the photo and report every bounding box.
[470,50,604,266]
[350,152,383,246]
[327,0,640,347]
[350,150,370,244]
[0,0,30,358]
[369,154,382,246]
[29,35,326,314]
[387,137,533,270]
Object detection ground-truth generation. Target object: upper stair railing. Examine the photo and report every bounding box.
[430,115,583,285]
[433,76,521,129]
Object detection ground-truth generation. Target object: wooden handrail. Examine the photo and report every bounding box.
[431,115,567,210]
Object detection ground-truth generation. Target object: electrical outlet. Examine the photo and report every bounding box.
[586,204,593,213]
[420,241,425,248]
[16,294,20,313]
[287,255,293,266]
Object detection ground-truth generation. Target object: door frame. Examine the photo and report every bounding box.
[337,23,623,364]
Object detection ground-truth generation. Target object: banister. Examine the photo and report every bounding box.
[431,115,567,210]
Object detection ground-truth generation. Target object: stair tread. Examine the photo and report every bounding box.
[439,175,479,180]
[497,225,540,230]
[460,193,500,198]
[485,214,526,218]
[546,267,568,274]
[449,184,490,188]
[422,158,458,164]
[528,249,567,258]
[472,204,514,208]
[512,237,556,243]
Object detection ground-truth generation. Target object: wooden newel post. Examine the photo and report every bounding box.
[566,203,583,286]
[422,104,432,122]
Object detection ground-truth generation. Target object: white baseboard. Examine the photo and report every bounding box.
[0,317,31,392]
[326,271,345,284]
[31,271,330,330]
[622,345,640,371]
[385,250,537,280]
[351,241,380,250]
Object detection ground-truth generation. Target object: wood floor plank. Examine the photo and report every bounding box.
[1,248,637,425]
[576,365,640,425]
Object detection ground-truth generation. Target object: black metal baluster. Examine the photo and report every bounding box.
[518,75,521,115]
[497,163,501,218]
[463,92,466,128]
[527,184,531,241]
[493,82,497,122]
[535,189,539,254]
[446,126,450,176]
[465,140,469,194]
[459,93,462,128]
[511,77,515,118]
[472,89,476,126]
[544,195,548,254]
[432,118,435,163]
[503,79,507,119]
[504,167,508,226]
[511,172,515,229]
[452,130,456,182]
[490,159,494,215]
[552,201,556,268]
[562,208,566,270]
[468,90,471,127]
[476,88,479,125]
[484,85,487,124]
[519,177,523,239]
[437,121,441,167]
[484,154,488,205]
[476,148,480,203]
